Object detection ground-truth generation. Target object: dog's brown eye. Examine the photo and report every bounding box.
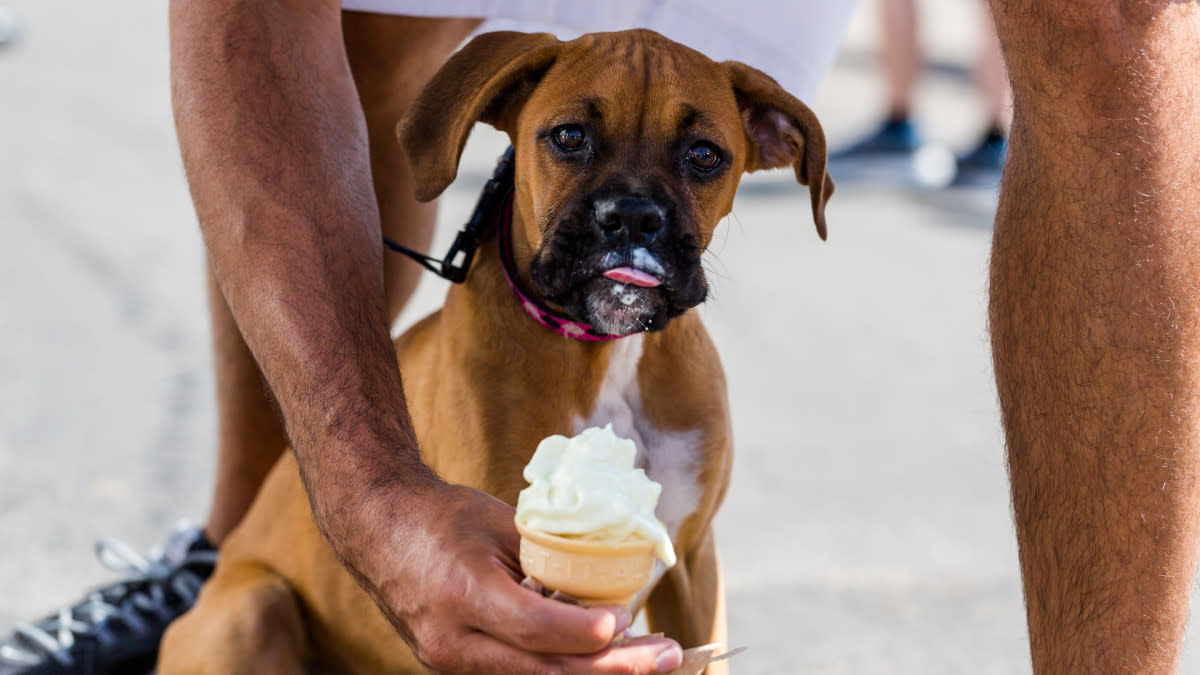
[553,125,586,151]
[686,143,720,171]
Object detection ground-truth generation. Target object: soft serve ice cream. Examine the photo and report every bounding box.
[516,424,676,567]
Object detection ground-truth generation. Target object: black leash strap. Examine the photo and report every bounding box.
[383,147,516,284]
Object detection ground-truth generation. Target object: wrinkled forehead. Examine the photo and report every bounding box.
[520,31,745,146]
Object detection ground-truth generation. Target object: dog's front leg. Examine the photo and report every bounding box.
[644,527,728,675]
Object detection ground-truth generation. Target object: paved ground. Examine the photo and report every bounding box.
[2,1,1198,673]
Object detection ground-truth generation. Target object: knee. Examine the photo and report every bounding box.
[344,15,481,116]
[158,567,307,674]
[159,608,218,675]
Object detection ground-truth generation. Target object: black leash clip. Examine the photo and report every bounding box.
[383,147,515,284]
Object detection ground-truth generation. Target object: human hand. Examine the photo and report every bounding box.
[330,480,684,674]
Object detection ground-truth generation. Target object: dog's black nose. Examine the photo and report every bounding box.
[593,196,666,241]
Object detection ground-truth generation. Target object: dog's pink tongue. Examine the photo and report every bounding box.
[603,267,661,288]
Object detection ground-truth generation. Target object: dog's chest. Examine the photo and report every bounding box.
[573,334,703,539]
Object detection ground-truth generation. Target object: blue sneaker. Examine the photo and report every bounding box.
[0,524,216,675]
[828,117,955,188]
[830,117,923,160]
[951,130,1007,188]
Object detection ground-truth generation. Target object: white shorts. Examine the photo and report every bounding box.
[339,0,859,102]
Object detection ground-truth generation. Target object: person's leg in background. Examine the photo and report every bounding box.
[989,1,1200,670]
[952,3,1010,186]
[0,14,480,675]
[972,9,1009,139]
[881,0,920,124]
[829,0,926,167]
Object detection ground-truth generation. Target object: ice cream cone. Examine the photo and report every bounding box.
[516,521,656,606]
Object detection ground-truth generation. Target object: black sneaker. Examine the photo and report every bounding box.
[0,523,217,675]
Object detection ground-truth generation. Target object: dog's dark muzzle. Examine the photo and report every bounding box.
[592,196,668,244]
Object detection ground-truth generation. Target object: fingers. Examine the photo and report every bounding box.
[461,492,632,655]
[587,636,685,674]
[383,486,685,672]
[469,566,630,654]
[425,630,683,675]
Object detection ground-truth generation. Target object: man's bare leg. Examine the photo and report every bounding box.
[989,2,1200,670]
[343,13,483,320]
[203,13,481,544]
[204,266,290,542]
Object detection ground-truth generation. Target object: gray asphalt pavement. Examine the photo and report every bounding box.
[2,1,1197,673]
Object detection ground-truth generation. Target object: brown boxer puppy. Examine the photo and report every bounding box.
[159,28,831,674]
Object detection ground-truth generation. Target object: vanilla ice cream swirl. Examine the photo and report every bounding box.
[516,424,676,566]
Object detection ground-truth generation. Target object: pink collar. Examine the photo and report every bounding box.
[497,196,631,341]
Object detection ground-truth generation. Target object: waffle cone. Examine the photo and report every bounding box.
[516,521,656,606]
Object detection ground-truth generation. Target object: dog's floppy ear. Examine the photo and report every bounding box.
[398,31,562,202]
[724,61,834,240]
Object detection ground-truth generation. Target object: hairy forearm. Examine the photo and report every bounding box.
[169,0,436,534]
